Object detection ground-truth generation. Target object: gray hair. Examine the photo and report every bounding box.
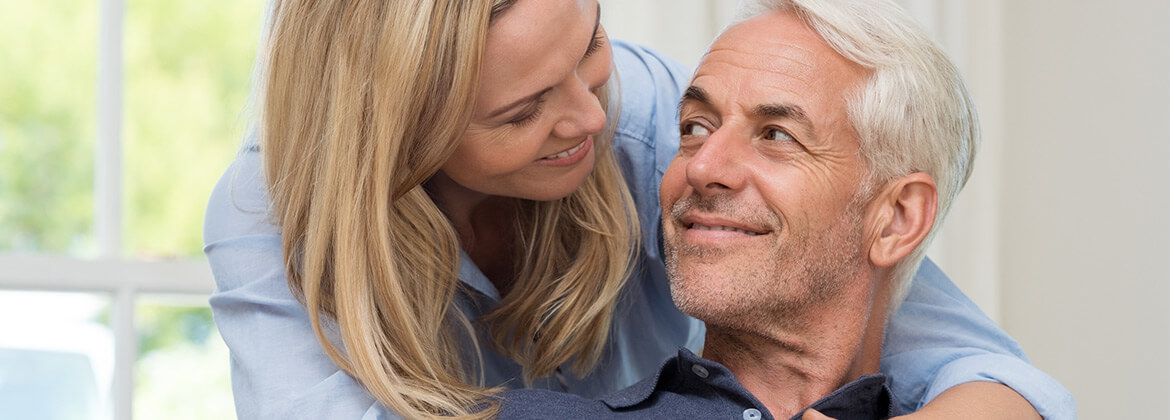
[730,0,980,308]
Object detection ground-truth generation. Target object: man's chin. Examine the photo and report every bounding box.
[669,271,743,312]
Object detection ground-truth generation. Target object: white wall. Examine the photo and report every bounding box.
[602,0,1170,418]
[600,0,737,68]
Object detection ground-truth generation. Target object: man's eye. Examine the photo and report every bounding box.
[681,122,711,137]
[763,127,795,142]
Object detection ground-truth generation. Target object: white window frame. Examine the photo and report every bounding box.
[0,1,217,419]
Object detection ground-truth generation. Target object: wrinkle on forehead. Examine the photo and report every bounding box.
[704,41,818,74]
[699,39,862,93]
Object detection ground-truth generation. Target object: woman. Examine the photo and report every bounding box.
[204,0,1070,418]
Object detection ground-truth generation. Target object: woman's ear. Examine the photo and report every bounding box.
[868,173,937,268]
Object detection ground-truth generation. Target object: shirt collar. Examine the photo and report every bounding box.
[458,249,502,301]
[600,347,898,419]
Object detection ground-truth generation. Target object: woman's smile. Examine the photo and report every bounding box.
[537,135,593,166]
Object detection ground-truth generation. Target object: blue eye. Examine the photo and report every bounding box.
[763,127,794,142]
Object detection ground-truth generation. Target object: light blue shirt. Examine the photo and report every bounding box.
[204,40,1074,420]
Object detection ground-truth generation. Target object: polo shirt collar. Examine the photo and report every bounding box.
[600,347,898,420]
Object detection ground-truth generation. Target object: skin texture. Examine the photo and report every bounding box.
[661,9,939,418]
[424,0,611,286]
[432,0,610,207]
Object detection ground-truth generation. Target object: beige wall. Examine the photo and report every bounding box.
[603,0,1170,417]
[998,0,1170,417]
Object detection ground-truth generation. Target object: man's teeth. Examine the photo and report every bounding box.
[690,224,761,236]
[543,141,586,160]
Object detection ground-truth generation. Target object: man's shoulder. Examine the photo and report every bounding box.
[496,388,610,419]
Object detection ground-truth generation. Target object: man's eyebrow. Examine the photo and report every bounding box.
[752,103,811,127]
[681,85,814,133]
[754,103,816,140]
[679,85,710,112]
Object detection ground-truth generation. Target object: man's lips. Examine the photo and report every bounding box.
[688,223,763,236]
[680,214,770,236]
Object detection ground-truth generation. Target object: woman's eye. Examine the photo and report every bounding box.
[508,98,546,127]
[681,122,711,137]
[763,127,795,142]
[584,33,606,58]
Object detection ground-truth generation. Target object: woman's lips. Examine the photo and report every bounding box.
[536,135,593,166]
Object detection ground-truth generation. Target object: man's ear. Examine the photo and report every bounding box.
[868,173,937,268]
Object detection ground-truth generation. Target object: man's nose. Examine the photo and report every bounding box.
[685,127,748,194]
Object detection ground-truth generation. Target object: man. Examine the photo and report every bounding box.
[499,0,1053,418]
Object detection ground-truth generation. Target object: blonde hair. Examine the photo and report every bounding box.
[259,0,638,418]
[733,0,979,310]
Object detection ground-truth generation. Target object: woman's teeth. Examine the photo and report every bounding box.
[543,140,586,160]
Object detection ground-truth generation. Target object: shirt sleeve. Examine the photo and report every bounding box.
[203,144,401,419]
[609,39,691,265]
[881,258,1077,419]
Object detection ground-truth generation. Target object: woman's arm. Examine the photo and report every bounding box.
[894,381,1040,420]
[803,382,1039,420]
[204,144,396,419]
[882,258,1076,419]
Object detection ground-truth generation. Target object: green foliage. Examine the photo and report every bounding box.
[3,1,263,417]
[0,1,99,253]
[122,0,264,257]
[0,0,264,257]
[136,304,216,356]
[134,302,235,420]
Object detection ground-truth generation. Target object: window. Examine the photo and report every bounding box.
[0,0,264,418]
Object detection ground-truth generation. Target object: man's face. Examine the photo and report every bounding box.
[661,10,874,327]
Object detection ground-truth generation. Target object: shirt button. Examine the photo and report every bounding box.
[743,408,762,420]
[691,364,709,378]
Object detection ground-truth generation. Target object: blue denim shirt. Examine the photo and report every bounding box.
[499,348,899,420]
[204,40,1074,420]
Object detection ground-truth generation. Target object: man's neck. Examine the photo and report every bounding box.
[702,273,892,419]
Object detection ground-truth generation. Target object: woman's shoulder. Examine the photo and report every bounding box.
[611,40,692,91]
[609,40,690,172]
[611,40,692,146]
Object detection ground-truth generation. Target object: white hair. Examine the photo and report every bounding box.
[730,0,980,309]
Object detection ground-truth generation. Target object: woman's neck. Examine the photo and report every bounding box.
[425,171,519,295]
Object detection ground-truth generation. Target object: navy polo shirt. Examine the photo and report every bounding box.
[498,348,900,419]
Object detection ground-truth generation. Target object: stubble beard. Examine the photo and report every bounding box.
[665,194,868,333]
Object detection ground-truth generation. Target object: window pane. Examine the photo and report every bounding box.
[0,2,98,254]
[135,295,234,419]
[0,291,113,420]
[123,0,264,257]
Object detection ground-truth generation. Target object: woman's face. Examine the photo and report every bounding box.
[438,0,611,202]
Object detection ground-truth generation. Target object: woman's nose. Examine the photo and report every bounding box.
[551,83,607,139]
